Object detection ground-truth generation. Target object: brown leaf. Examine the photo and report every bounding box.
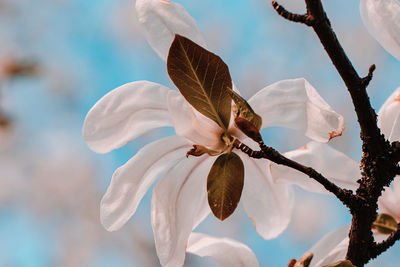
[167,34,232,130]
[207,152,244,221]
[228,88,262,130]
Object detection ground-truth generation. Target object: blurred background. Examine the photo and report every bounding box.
[1,0,400,266]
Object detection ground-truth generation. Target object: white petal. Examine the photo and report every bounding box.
[136,0,207,61]
[360,0,400,60]
[187,232,259,267]
[378,87,400,142]
[248,78,345,142]
[151,156,213,267]
[309,224,350,267]
[241,156,294,239]
[100,135,190,231]
[270,142,360,194]
[83,81,172,153]
[378,177,400,222]
[167,90,224,150]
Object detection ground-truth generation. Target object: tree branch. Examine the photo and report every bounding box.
[233,139,357,209]
[270,1,400,265]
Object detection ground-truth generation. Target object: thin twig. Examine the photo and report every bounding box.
[233,139,357,209]
[271,1,313,26]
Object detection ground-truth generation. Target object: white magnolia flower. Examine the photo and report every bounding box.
[82,0,344,266]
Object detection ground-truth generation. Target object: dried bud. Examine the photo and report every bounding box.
[288,259,297,267]
[294,252,313,267]
[234,117,262,143]
[186,145,220,158]
[0,113,11,130]
[2,60,39,78]
[287,252,313,267]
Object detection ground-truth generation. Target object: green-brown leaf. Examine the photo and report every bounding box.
[323,260,356,267]
[373,213,398,234]
[167,34,232,130]
[207,152,244,221]
[229,88,262,130]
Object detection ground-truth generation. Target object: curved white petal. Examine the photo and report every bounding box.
[136,0,207,61]
[151,155,213,267]
[248,78,345,142]
[100,135,190,231]
[83,81,172,154]
[167,90,224,150]
[378,87,400,142]
[270,142,360,194]
[241,156,294,239]
[360,0,400,60]
[187,232,259,267]
[378,177,400,222]
[309,224,350,267]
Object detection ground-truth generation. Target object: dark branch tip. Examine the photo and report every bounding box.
[361,64,376,87]
[271,1,313,26]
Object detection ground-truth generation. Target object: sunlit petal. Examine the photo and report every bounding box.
[270,142,360,194]
[100,135,190,231]
[360,0,400,60]
[187,232,259,267]
[83,81,172,153]
[241,156,294,239]
[136,0,207,61]
[378,87,400,142]
[248,78,345,142]
[309,224,350,267]
[151,156,213,267]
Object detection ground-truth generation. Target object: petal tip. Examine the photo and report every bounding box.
[157,0,172,5]
[299,144,308,151]
[329,127,345,140]
[394,93,400,103]
[249,217,257,230]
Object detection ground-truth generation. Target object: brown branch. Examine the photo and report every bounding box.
[233,139,357,209]
[370,224,400,259]
[271,1,400,266]
[391,141,400,163]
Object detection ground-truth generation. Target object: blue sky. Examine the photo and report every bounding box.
[1,0,400,266]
